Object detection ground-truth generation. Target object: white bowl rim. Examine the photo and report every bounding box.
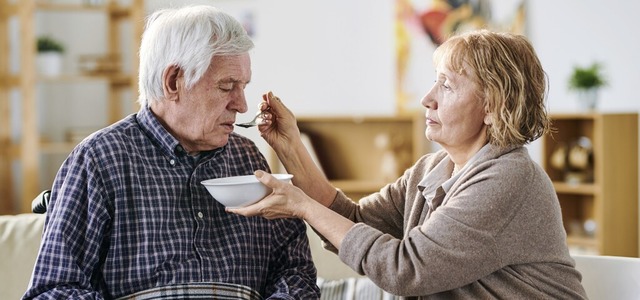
[201,173,293,186]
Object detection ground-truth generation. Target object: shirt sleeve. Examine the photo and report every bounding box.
[23,144,111,299]
[263,218,320,299]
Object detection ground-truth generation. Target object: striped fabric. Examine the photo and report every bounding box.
[317,277,401,300]
[116,282,262,300]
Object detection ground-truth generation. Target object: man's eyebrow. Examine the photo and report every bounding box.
[218,78,250,85]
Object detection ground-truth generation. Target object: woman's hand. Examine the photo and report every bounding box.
[257,92,302,154]
[226,170,313,220]
[255,91,339,208]
[227,170,355,250]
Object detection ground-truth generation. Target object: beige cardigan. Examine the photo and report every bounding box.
[328,145,587,299]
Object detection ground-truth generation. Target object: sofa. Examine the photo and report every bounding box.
[5,213,636,299]
[0,213,391,299]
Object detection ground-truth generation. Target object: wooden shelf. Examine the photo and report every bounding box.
[542,113,638,257]
[0,2,136,17]
[35,3,110,11]
[552,182,598,195]
[567,235,599,255]
[331,179,389,193]
[39,141,77,155]
[0,0,144,214]
[269,114,431,201]
[36,73,133,83]
[566,235,598,248]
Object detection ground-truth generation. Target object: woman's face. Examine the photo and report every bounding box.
[421,64,489,154]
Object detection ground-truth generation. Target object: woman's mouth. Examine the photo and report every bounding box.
[426,117,439,126]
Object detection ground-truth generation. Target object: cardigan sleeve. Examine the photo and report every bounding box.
[322,154,437,253]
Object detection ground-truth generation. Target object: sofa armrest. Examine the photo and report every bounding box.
[306,223,362,280]
[0,213,45,299]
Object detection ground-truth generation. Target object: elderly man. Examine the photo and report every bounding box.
[24,5,319,299]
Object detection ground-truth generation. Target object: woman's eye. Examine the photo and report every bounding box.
[219,85,233,92]
[435,77,451,91]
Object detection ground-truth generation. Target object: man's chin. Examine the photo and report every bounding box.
[189,135,229,153]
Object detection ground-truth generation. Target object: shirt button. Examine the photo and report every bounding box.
[197,212,204,218]
[169,159,175,165]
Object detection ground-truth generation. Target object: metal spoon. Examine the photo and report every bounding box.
[235,112,264,128]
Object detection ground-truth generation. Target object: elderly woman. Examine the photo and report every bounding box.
[230,30,587,298]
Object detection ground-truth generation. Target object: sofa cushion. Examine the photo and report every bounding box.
[0,213,45,300]
[316,277,401,300]
[306,223,362,280]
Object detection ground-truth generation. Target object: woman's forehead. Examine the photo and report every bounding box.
[435,59,471,79]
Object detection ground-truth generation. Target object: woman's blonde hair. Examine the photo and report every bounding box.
[433,29,551,147]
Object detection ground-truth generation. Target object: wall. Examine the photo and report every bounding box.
[28,0,640,163]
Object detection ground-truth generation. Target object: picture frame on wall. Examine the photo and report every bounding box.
[395,0,527,115]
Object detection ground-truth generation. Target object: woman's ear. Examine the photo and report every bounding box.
[162,65,181,101]
[484,113,493,125]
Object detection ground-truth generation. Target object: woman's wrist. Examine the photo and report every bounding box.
[274,137,305,167]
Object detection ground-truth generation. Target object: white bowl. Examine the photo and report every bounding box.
[201,173,293,208]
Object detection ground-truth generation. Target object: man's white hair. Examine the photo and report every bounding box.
[137,5,254,107]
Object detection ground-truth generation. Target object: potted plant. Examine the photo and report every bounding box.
[568,62,607,110]
[36,35,65,76]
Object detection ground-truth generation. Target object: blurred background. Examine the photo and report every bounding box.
[1,1,638,257]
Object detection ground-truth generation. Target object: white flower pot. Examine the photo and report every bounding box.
[577,88,599,111]
[36,52,63,76]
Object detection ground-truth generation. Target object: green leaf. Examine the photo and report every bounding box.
[568,63,606,90]
[36,36,65,53]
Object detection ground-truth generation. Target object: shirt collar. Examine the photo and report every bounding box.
[136,105,225,159]
[136,105,182,157]
[418,143,492,196]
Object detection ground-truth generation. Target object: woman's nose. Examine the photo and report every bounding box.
[421,87,437,109]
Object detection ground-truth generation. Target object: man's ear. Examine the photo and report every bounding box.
[162,65,181,101]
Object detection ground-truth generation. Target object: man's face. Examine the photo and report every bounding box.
[165,54,251,153]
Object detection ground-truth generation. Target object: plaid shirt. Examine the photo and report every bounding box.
[24,106,320,300]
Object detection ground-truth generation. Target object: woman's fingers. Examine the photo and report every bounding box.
[226,171,283,218]
[254,170,280,189]
[226,203,260,217]
[227,170,306,220]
